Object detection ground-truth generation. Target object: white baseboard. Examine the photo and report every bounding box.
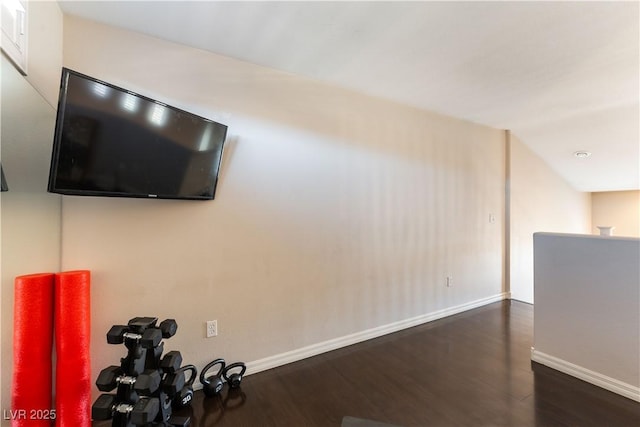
[246,292,509,376]
[531,348,640,402]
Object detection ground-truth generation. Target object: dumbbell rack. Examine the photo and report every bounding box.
[92,317,192,427]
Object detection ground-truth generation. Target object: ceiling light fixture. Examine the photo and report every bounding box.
[573,151,592,159]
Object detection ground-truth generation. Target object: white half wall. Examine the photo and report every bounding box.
[533,232,640,401]
[61,15,506,403]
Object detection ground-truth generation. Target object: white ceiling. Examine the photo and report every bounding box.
[57,1,639,192]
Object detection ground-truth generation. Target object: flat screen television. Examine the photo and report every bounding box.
[48,68,227,200]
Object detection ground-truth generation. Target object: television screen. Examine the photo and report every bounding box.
[48,68,227,200]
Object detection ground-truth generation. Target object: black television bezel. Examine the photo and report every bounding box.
[47,68,227,201]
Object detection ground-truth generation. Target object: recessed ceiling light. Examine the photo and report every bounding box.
[573,151,592,159]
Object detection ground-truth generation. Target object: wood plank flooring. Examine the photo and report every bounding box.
[96,300,640,426]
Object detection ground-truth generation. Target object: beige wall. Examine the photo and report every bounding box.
[509,134,591,303]
[61,16,506,399]
[0,1,64,414]
[591,190,640,237]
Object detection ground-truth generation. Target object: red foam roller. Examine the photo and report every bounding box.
[54,270,91,427]
[12,273,55,427]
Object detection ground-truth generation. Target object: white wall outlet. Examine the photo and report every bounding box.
[206,320,218,338]
[489,213,496,224]
[446,276,453,287]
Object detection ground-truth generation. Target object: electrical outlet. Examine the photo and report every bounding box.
[206,320,217,338]
[446,276,453,287]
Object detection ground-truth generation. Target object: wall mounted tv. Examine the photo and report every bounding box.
[48,68,227,200]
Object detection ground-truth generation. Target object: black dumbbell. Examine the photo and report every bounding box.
[160,351,182,374]
[127,317,158,333]
[129,317,168,348]
[108,323,162,349]
[96,365,161,395]
[130,397,161,425]
[121,328,161,349]
[173,365,197,409]
[91,394,159,422]
[107,318,174,351]
[106,325,128,344]
[222,362,246,389]
[200,358,226,397]
[163,369,186,396]
[159,319,178,338]
[92,394,119,420]
[140,328,163,348]
[96,366,127,391]
[133,370,162,395]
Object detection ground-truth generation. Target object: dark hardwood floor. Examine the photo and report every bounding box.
[96,300,640,426]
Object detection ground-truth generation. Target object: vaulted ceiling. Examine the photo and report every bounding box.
[58,1,639,192]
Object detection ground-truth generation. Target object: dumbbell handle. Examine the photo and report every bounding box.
[113,403,134,414]
[123,332,143,341]
[116,375,136,386]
